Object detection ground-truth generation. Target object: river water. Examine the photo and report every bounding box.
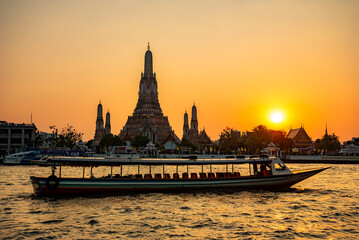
[0,164,358,239]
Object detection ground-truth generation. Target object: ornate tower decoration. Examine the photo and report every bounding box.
[183,103,213,148]
[120,44,179,144]
[190,103,198,134]
[94,101,105,144]
[105,110,111,134]
[133,43,162,116]
[183,111,189,139]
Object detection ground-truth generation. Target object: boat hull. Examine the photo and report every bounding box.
[30,168,328,196]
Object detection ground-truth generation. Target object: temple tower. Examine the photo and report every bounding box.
[184,103,213,148]
[190,103,198,134]
[94,101,105,143]
[133,43,162,116]
[120,44,178,144]
[144,42,153,77]
[183,111,189,138]
[105,110,111,134]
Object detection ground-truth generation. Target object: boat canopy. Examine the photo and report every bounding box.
[47,156,274,167]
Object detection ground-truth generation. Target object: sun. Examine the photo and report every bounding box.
[270,112,284,123]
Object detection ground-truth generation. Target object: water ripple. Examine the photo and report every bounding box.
[0,164,359,239]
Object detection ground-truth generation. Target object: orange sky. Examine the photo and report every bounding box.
[0,1,358,142]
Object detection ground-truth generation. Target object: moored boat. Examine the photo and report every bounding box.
[4,151,43,165]
[30,156,330,196]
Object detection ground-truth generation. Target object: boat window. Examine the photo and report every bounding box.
[274,163,286,171]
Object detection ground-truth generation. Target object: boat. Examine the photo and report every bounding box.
[30,156,330,196]
[4,151,43,165]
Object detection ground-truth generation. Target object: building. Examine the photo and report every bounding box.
[93,101,111,148]
[286,126,313,154]
[261,142,281,157]
[339,143,359,156]
[0,121,37,155]
[120,44,179,144]
[182,104,213,148]
[105,111,111,134]
[93,101,105,145]
[183,111,189,138]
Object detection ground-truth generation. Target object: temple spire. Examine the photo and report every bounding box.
[183,111,189,138]
[120,46,178,144]
[94,101,105,147]
[325,120,328,136]
[190,103,198,133]
[144,43,153,75]
[105,110,111,134]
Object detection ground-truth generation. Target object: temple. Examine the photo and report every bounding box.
[94,101,105,145]
[183,103,213,148]
[286,126,313,154]
[120,44,179,144]
[93,101,111,149]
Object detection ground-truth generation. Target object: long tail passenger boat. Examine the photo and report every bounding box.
[30,156,330,196]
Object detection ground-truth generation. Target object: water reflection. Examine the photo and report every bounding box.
[0,164,358,239]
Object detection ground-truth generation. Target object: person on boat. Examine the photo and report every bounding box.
[260,163,266,176]
[260,163,272,176]
[265,162,272,175]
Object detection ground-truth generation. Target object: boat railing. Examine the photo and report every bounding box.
[99,171,247,180]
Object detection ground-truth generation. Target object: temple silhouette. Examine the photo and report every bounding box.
[93,101,111,147]
[183,104,213,147]
[120,44,179,144]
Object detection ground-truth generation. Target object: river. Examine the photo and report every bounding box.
[0,164,358,239]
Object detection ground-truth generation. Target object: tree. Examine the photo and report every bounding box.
[345,138,359,146]
[180,137,198,152]
[49,125,58,148]
[49,124,83,149]
[113,135,126,146]
[317,133,341,154]
[218,127,244,154]
[131,135,150,147]
[270,129,293,154]
[245,125,271,154]
[100,134,114,149]
[86,140,94,149]
[100,134,126,149]
[245,125,292,154]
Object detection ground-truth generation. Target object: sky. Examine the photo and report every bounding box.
[0,0,358,142]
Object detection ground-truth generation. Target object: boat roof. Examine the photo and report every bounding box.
[47,156,275,167]
[8,151,41,156]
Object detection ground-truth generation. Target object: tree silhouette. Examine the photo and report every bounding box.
[317,133,341,154]
[49,124,83,148]
[219,127,244,154]
[131,135,150,147]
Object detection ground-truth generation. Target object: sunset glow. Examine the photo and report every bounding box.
[0,1,358,142]
[270,112,284,124]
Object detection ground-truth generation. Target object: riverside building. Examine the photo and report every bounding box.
[0,121,37,155]
[286,126,313,154]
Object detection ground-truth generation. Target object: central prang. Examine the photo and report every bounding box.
[120,44,178,144]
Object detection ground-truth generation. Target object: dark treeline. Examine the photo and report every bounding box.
[218,125,293,155]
